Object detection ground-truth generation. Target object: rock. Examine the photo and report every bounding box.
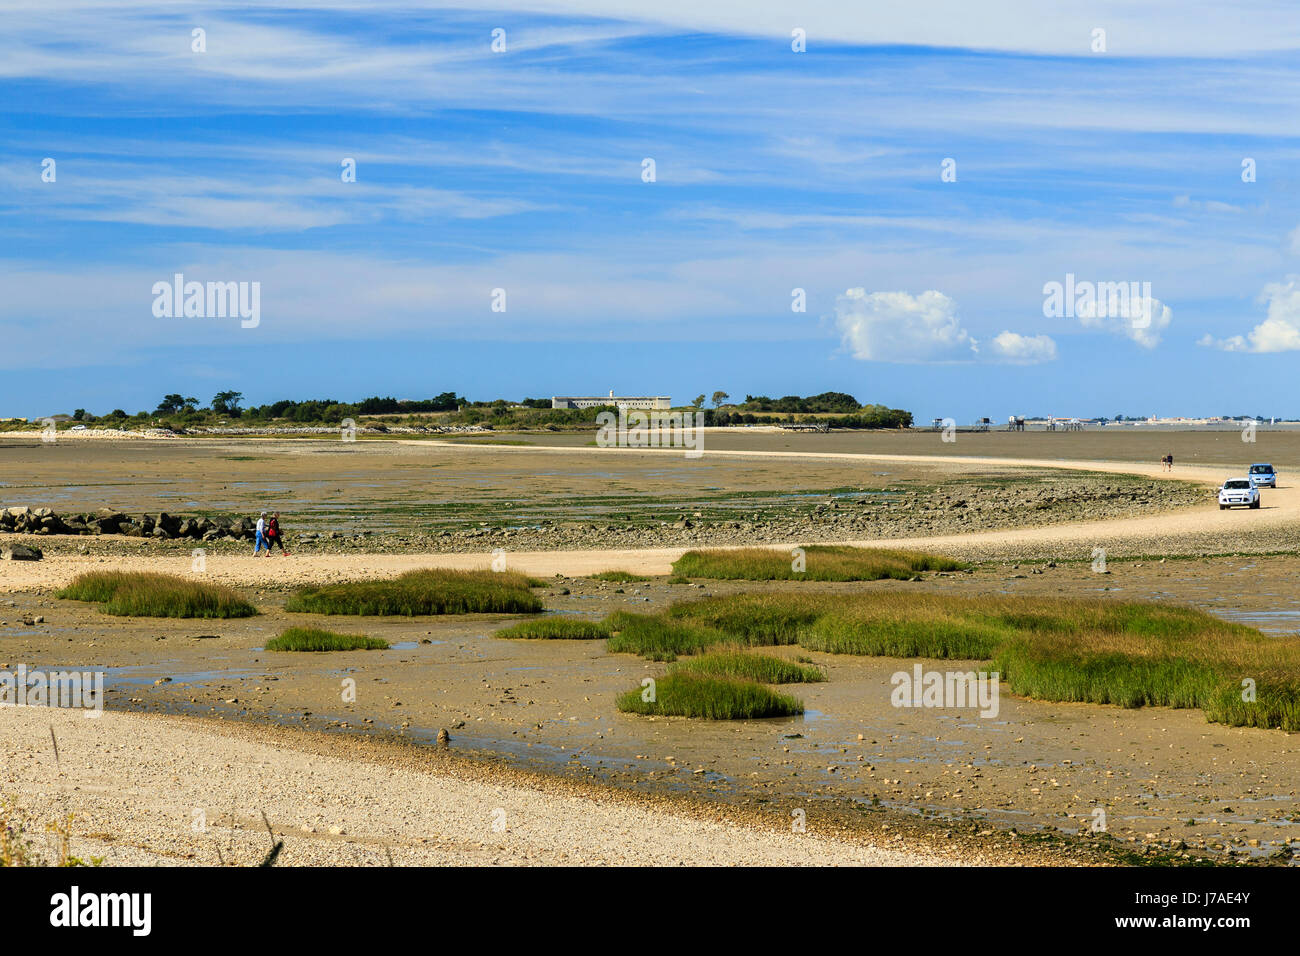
[1,544,43,561]
[88,516,122,535]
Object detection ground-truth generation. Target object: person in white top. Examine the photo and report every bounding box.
[254,511,268,556]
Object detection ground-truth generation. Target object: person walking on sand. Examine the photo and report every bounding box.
[266,511,289,556]
[254,511,269,557]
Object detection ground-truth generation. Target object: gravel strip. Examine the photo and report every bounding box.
[3,707,984,867]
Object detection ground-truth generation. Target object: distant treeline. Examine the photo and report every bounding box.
[714,407,912,428]
[727,392,912,428]
[740,392,863,414]
[55,390,912,430]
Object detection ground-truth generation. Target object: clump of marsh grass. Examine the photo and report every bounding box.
[672,648,824,683]
[495,618,611,640]
[603,611,734,662]
[285,569,542,616]
[589,570,649,583]
[616,672,804,719]
[57,571,256,619]
[605,590,1300,730]
[671,545,965,582]
[265,628,388,652]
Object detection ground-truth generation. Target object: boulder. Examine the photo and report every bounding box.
[88,516,121,535]
[1,544,42,561]
[157,513,181,534]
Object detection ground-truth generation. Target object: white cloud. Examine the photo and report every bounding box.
[1172,195,1244,214]
[988,330,1057,364]
[834,289,977,363]
[1199,277,1300,353]
[1288,225,1300,255]
[1077,294,1172,348]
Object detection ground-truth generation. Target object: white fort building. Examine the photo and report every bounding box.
[551,390,671,410]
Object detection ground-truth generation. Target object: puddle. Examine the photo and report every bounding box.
[1209,608,1300,635]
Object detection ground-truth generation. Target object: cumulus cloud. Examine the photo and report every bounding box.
[1199,277,1300,352]
[1288,225,1300,255]
[1076,294,1172,348]
[834,289,977,363]
[988,330,1057,364]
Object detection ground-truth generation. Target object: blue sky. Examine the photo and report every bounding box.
[4,1,1300,421]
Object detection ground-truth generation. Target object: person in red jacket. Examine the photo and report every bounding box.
[265,512,290,556]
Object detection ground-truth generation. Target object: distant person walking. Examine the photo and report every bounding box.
[1165,453,1174,472]
[266,511,289,555]
[254,511,269,556]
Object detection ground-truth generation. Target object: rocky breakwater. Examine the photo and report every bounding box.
[0,506,257,543]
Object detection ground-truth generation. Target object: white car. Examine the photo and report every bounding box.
[1218,478,1260,510]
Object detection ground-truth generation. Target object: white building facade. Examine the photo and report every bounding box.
[552,390,671,410]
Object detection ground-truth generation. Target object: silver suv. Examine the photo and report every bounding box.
[1218,478,1260,510]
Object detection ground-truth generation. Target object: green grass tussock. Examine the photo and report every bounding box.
[285,569,542,616]
[589,570,649,583]
[57,571,256,619]
[671,545,965,581]
[672,649,824,683]
[265,628,388,651]
[616,671,804,719]
[495,618,611,640]
[603,611,734,661]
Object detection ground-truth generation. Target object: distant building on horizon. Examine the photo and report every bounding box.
[551,390,671,410]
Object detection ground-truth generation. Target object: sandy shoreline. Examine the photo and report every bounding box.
[3,706,1013,867]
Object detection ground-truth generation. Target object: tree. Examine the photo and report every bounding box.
[181,397,199,412]
[691,394,706,410]
[72,409,85,421]
[155,394,186,415]
[212,390,244,414]
[711,391,730,408]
